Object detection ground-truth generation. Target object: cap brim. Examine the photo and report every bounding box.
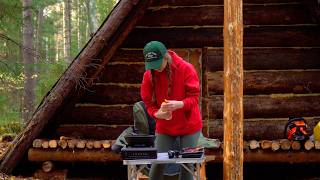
[145,58,163,70]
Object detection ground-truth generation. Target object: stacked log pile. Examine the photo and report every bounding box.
[206,139,320,163]
[243,139,320,151]
[32,136,112,150]
[28,137,119,162]
[30,138,320,152]
[28,137,320,164]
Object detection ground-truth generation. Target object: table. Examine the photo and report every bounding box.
[123,153,206,180]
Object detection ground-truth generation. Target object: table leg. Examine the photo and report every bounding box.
[127,165,147,180]
[196,163,200,180]
[181,163,201,179]
[127,165,137,180]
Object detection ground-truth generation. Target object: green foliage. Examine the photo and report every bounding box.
[96,0,118,23]
[35,60,68,105]
[0,122,23,135]
[0,0,117,134]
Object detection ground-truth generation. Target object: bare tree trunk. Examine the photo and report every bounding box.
[35,7,44,83]
[22,0,35,122]
[64,0,72,62]
[86,0,98,36]
[76,0,81,51]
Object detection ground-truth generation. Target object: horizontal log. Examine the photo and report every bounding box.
[205,48,320,71]
[206,95,320,119]
[28,148,320,164]
[139,4,311,26]
[28,148,121,162]
[81,84,141,104]
[110,48,320,71]
[100,64,144,83]
[123,26,320,48]
[152,0,223,6]
[111,49,144,63]
[207,118,319,139]
[103,48,194,83]
[245,26,320,47]
[140,7,224,26]
[110,48,191,63]
[65,105,133,125]
[242,4,313,25]
[207,70,320,95]
[55,124,130,139]
[206,149,320,163]
[151,0,299,6]
[34,169,67,180]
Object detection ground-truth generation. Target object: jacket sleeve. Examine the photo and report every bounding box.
[182,64,200,110]
[141,71,159,119]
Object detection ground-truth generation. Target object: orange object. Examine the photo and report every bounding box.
[162,99,169,105]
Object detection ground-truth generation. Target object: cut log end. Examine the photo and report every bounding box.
[67,139,77,149]
[271,140,280,151]
[33,139,43,148]
[42,140,49,149]
[42,161,54,173]
[291,141,301,150]
[58,139,68,149]
[280,139,291,150]
[49,140,57,148]
[86,141,94,149]
[249,140,259,150]
[304,140,314,150]
[314,141,320,149]
[76,140,87,149]
[102,140,110,149]
[260,140,272,150]
[93,141,102,149]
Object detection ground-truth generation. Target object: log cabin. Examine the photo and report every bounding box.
[1,0,320,179]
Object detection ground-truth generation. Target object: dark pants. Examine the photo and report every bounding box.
[149,131,201,180]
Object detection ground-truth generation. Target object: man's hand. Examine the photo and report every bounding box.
[160,100,184,112]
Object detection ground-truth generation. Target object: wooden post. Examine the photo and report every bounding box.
[223,0,243,179]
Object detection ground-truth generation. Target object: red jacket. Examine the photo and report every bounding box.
[141,50,202,136]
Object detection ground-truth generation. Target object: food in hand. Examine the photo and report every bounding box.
[162,99,169,105]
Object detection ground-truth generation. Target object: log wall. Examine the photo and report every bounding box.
[59,0,320,140]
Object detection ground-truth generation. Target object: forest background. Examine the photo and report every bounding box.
[0,0,117,135]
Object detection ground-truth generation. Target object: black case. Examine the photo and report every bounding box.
[125,135,155,147]
[180,147,204,158]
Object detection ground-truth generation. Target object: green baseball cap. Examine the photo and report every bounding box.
[143,41,167,70]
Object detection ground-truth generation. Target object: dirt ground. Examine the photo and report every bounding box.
[0,135,38,180]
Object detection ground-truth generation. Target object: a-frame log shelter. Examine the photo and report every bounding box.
[1,0,320,178]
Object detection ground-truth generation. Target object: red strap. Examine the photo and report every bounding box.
[288,127,296,140]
